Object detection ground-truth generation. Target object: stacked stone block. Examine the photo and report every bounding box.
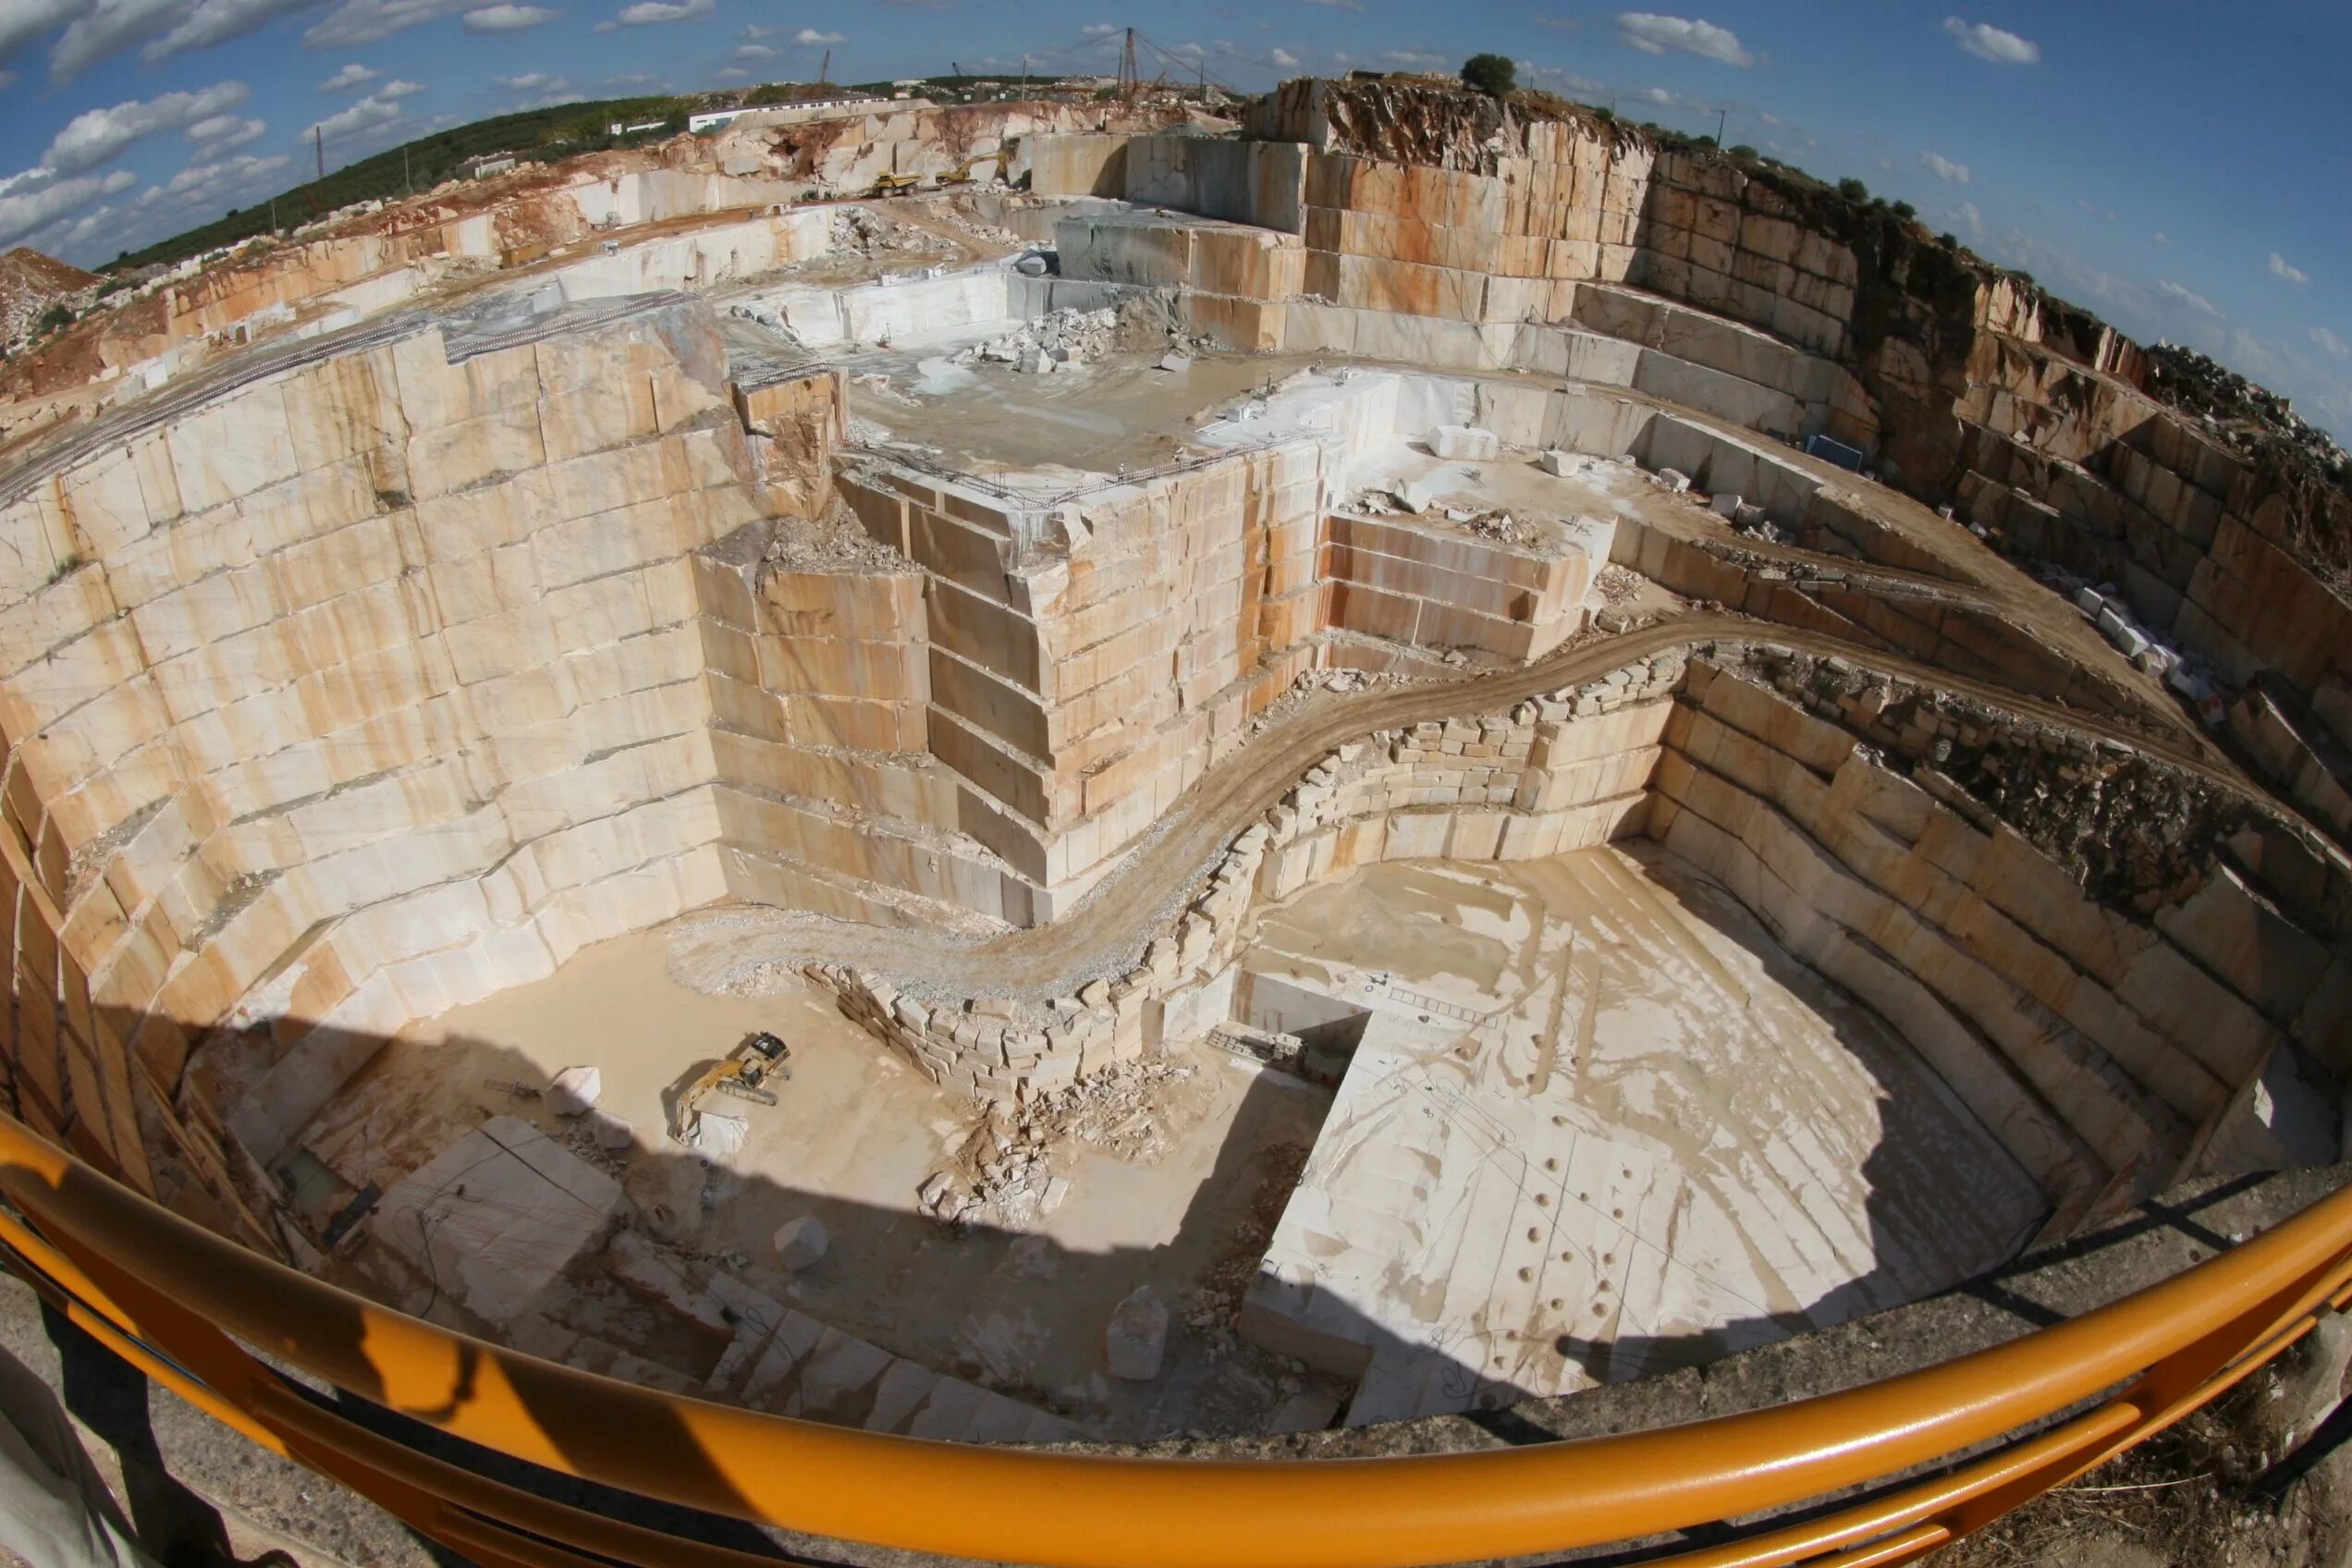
[1321,511,1586,660]
[0,302,771,1172]
[806,652,1684,1099]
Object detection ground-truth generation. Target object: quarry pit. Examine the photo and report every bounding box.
[3,77,2349,1470]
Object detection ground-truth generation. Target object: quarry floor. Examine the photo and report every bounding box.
[293,836,2051,1445]
[1238,841,2046,1427]
[748,318,1323,481]
[293,926,1345,1443]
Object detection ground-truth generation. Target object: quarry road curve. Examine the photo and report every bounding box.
[681,610,2251,1003]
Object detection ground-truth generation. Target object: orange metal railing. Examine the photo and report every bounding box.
[1,1108,2347,1568]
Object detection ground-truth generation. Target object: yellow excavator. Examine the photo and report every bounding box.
[670,1032,790,1141]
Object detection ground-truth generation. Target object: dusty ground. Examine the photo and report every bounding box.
[1944,1395,2352,1568]
[290,925,1341,1441]
[844,344,1318,483]
[1239,843,2044,1426]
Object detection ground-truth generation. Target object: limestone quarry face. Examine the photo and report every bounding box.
[1,80,2346,1445]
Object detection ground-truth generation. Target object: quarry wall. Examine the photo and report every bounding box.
[0,298,762,1192]
[814,641,2341,1229]
[1,82,2345,1252]
[1038,83,2352,807]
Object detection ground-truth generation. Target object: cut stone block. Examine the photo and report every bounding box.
[374,1117,620,1323]
[772,1215,829,1272]
[692,1111,748,1156]
[1429,424,1500,460]
[1106,1287,1170,1381]
[549,1065,602,1116]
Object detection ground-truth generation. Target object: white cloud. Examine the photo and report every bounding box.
[1082,22,1119,35]
[1948,201,1983,234]
[2269,252,2309,286]
[1919,151,1970,184]
[462,2,557,26]
[1384,48,1444,67]
[2153,231,2171,247]
[51,0,193,79]
[304,0,481,48]
[612,0,713,22]
[0,169,140,249]
[165,151,289,200]
[1269,46,1299,67]
[1614,12,1752,67]
[1296,0,1365,11]
[187,114,266,150]
[146,0,320,62]
[731,42,775,58]
[492,72,557,90]
[1942,17,2039,65]
[2313,327,2348,361]
[2159,280,2220,316]
[794,27,842,43]
[306,83,415,143]
[0,0,80,67]
[42,83,251,174]
[318,62,378,91]
[29,202,127,259]
[32,0,309,78]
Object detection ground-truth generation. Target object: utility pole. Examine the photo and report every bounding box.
[1121,28,1140,102]
[1020,55,1029,100]
[268,196,276,235]
[1715,107,1727,146]
[402,144,410,196]
[817,46,830,87]
[314,125,325,184]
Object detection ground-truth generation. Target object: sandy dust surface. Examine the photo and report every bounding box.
[849,345,1324,484]
[293,923,1341,1439]
[1240,841,2048,1425]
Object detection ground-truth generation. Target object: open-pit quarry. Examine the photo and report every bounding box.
[2,78,2350,1551]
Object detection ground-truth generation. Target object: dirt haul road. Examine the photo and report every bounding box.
[675,607,2260,1004]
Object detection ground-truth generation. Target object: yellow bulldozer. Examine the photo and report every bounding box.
[670,1032,791,1142]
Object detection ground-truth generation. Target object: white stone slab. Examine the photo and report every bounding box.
[1239,847,2046,1426]
[373,1115,621,1322]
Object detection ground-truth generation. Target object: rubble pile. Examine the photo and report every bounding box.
[1593,564,1643,605]
[917,1058,1199,1231]
[0,247,98,346]
[1462,509,1535,545]
[954,305,1121,374]
[827,205,954,262]
[760,500,907,572]
[2145,343,2349,482]
[1746,649,2257,916]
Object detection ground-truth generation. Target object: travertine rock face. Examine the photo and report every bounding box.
[0,297,764,1193]
[1075,81,2352,787]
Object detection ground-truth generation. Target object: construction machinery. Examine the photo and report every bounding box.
[671,1032,790,1140]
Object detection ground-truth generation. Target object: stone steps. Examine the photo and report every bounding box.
[704,1292,1079,1443]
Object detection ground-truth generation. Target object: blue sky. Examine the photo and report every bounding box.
[1,1,2346,436]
